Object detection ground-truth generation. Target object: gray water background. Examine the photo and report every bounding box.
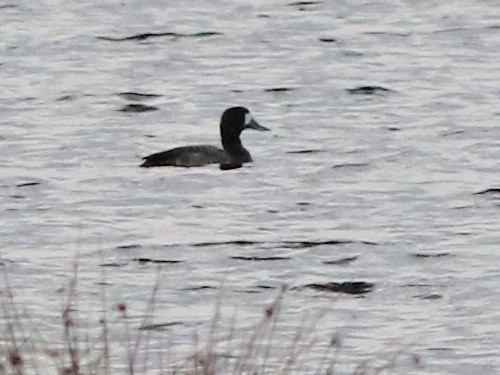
[1,1,500,374]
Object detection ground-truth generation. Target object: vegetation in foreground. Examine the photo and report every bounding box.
[0,266,420,375]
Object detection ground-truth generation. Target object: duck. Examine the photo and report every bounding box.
[140,107,269,169]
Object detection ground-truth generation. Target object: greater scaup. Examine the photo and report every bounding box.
[140,107,269,168]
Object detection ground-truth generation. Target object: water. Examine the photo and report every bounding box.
[1,1,500,374]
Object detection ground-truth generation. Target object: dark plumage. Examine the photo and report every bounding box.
[140,107,269,168]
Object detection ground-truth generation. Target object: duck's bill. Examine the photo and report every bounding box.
[246,119,270,131]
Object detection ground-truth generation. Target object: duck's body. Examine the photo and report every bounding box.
[140,145,227,167]
[140,107,268,168]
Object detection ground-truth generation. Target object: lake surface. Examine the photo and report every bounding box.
[1,1,499,374]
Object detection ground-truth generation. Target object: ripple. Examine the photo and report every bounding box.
[363,31,411,37]
[301,281,373,295]
[190,239,377,248]
[116,244,141,250]
[97,31,222,42]
[322,256,359,265]
[230,256,292,261]
[318,38,337,43]
[140,322,183,330]
[410,253,450,258]
[118,104,158,113]
[286,149,322,154]
[56,95,77,102]
[287,0,322,10]
[118,92,162,101]
[133,257,183,264]
[473,188,500,197]
[263,87,295,93]
[346,86,393,95]
[181,286,216,291]
[16,182,41,188]
[414,293,442,300]
[99,262,125,267]
[441,130,466,137]
[332,163,369,169]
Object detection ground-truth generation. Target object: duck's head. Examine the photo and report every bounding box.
[220,107,270,136]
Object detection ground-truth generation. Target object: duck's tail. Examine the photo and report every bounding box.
[139,158,153,168]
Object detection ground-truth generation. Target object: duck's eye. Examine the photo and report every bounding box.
[244,112,253,126]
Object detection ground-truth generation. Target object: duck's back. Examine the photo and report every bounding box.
[140,145,227,167]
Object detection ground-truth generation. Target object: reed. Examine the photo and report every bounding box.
[0,266,418,375]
